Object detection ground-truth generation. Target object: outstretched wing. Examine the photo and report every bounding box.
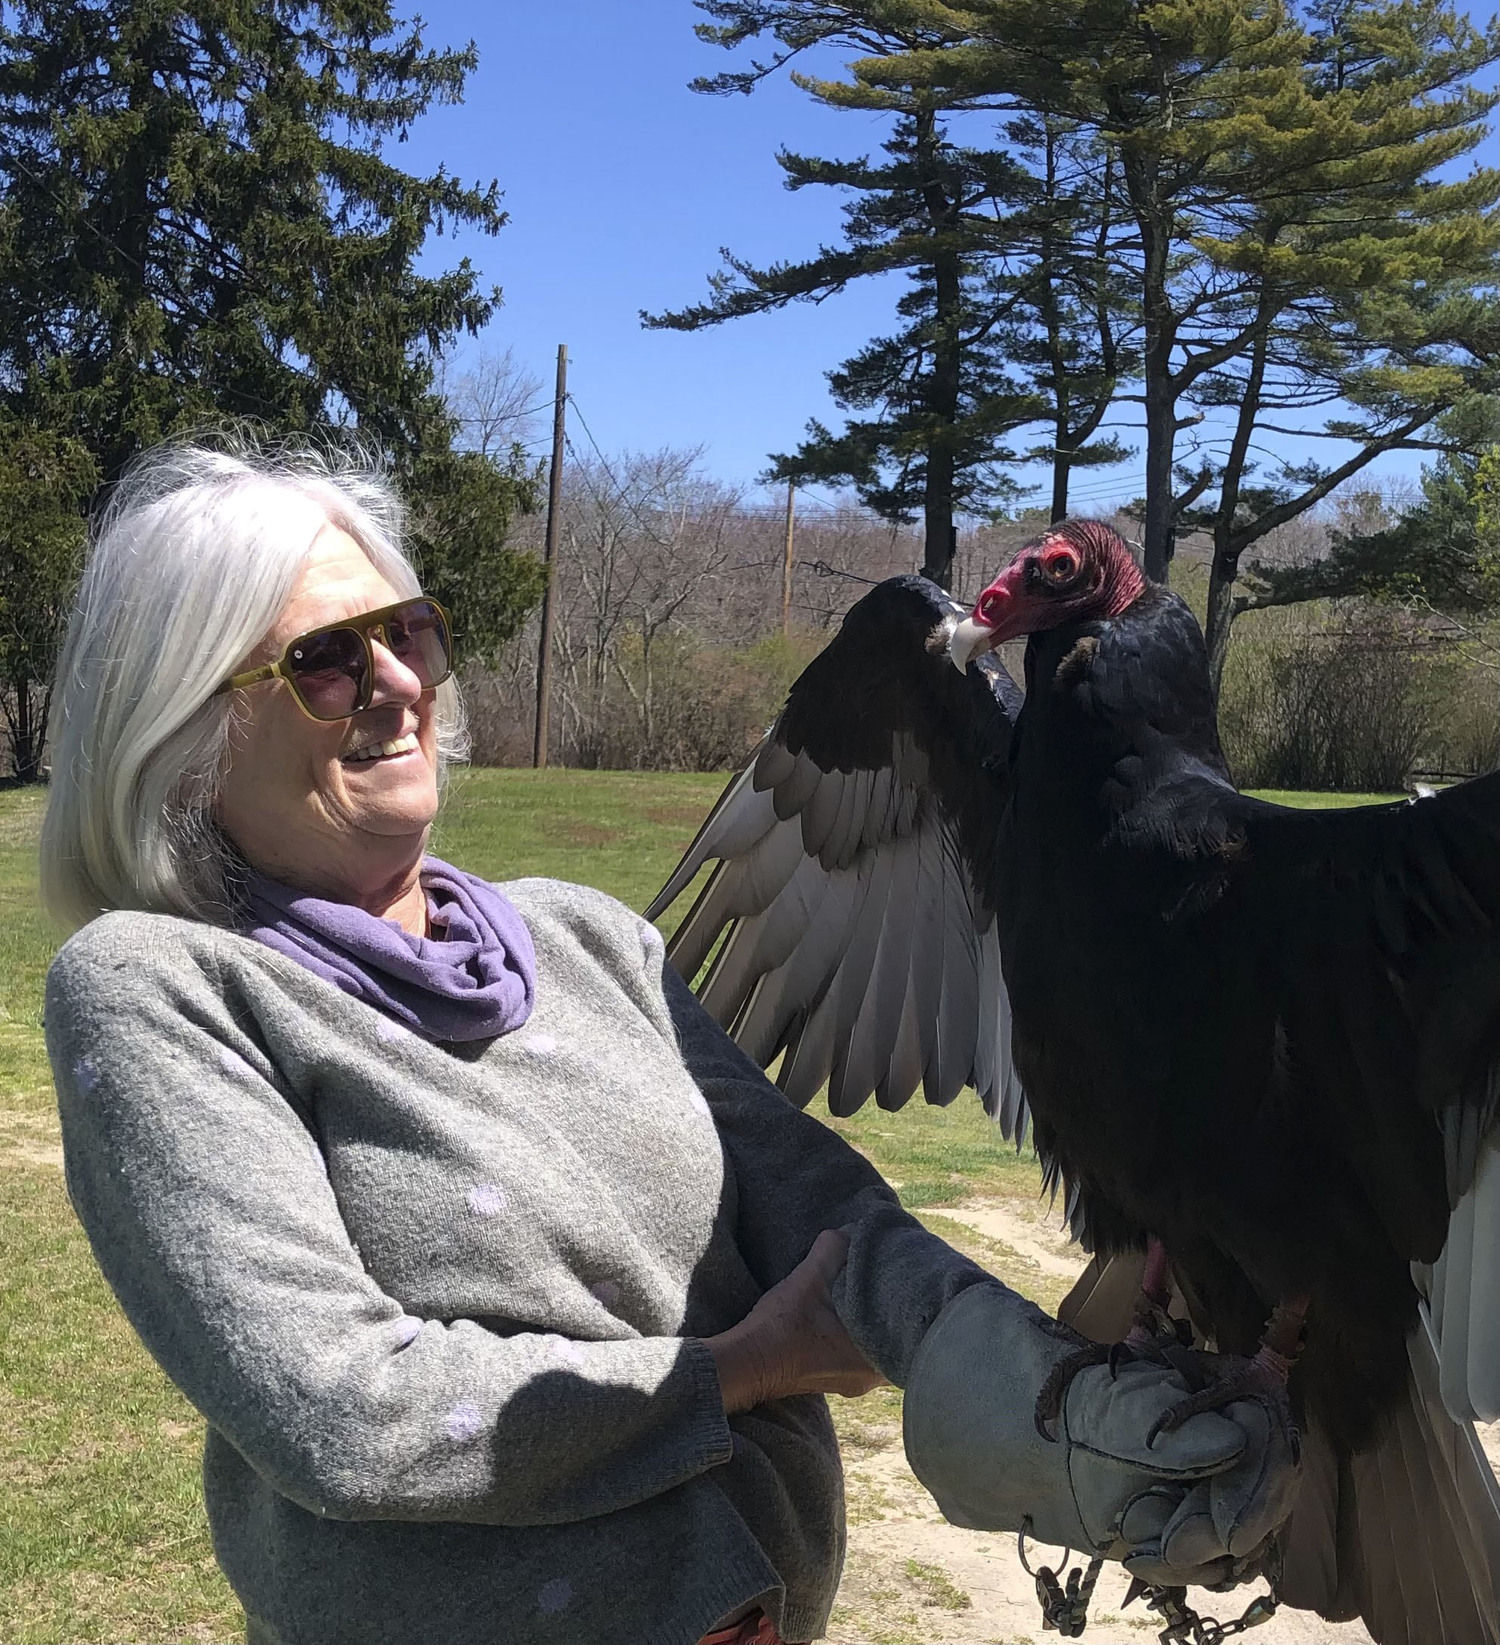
[646,576,1029,1134]
[1235,774,1500,1427]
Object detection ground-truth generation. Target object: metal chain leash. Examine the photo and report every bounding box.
[1017,1527,1104,1638]
[1017,1527,1280,1643]
[1143,1584,1280,1645]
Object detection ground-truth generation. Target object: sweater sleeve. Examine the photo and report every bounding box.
[659,965,995,1386]
[45,924,732,1528]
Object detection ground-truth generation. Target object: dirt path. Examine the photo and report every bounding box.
[830,1441,1373,1644]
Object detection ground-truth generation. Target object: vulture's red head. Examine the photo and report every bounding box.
[949,519,1146,671]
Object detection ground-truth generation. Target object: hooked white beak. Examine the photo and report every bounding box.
[948,615,995,673]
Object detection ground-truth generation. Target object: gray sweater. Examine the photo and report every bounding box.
[45,877,989,1645]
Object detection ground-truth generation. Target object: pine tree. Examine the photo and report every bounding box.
[0,1,544,775]
[857,0,1498,622]
[763,112,1136,535]
[992,113,1136,520]
[0,421,96,780]
[0,1,511,473]
[700,116,1041,570]
[783,0,1306,576]
[651,4,1042,587]
[1238,398,1500,619]
[1170,0,1500,685]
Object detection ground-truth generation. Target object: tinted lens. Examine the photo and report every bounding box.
[382,599,452,688]
[286,627,368,720]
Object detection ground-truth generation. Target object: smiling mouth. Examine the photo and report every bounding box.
[342,732,420,765]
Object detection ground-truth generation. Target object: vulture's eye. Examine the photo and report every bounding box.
[1041,550,1080,586]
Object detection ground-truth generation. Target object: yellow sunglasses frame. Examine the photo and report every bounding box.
[215,597,455,723]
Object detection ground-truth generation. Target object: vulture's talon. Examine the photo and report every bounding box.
[1040,1319,1203,1438]
[1144,1353,1293,1448]
[1034,1341,1116,1441]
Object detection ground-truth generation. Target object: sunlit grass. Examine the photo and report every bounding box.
[1245,788,1405,809]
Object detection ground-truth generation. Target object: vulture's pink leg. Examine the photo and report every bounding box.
[1146,1293,1309,1444]
[1036,1238,1180,1439]
[1253,1294,1310,1383]
[1141,1237,1172,1306]
[1125,1236,1175,1350]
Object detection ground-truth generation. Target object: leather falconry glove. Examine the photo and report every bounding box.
[903,1284,1300,1590]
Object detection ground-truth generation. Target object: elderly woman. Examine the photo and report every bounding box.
[40,443,1295,1645]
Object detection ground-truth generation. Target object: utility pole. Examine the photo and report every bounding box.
[532,344,567,769]
[780,481,795,636]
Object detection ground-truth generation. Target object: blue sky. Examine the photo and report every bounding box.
[399,0,1497,515]
[400,1,902,509]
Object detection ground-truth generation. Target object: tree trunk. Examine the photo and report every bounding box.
[917,109,960,589]
[1204,550,1240,699]
[1051,445,1071,523]
[1123,151,1176,583]
[1139,236,1176,584]
[7,675,43,783]
[921,298,959,588]
[1203,304,1273,699]
[1040,121,1070,525]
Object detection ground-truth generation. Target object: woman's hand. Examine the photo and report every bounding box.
[704,1228,887,1414]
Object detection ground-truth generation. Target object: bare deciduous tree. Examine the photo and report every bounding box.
[439,346,547,457]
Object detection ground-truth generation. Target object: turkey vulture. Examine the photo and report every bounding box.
[646,521,1500,1645]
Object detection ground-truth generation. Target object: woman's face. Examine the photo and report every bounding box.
[216,524,442,909]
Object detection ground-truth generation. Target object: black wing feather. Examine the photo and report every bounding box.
[1233,776,1500,1207]
[646,576,1028,1131]
[1231,777,1500,1427]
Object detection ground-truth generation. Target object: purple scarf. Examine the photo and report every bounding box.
[241,857,536,1043]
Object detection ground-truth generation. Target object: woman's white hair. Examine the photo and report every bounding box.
[41,435,466,931]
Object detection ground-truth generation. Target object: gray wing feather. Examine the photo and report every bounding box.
[840,834,921,1111]
[647,737,1029,1138]
[801,768,846,861]
[1418,1096,1500,1426]
[772,747,821,818]
[729,866,859,1061]
[862,766,897,849]
[933,905,981,1108]
[880,981,926,1113]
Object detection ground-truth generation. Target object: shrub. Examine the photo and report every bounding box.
[1426,663,1499,776]
[1219,606,1448,791]
[460,630,822,772]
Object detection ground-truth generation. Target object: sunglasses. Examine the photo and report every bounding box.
[217,597,454,722]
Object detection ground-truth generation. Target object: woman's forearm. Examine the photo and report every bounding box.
[662,967,993,1386]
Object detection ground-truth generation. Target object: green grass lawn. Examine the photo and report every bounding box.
[0,770,1407,1643]
[1245,788,1404,809]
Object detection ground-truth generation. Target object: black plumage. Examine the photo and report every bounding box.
[648,528,1500,1643]
[1001,573,1498,1443]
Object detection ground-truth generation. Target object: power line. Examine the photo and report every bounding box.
[562,389,1153,531]
[561,429,669,546]
[448,393,558,427]
[565,393,712,544]
[799,559,884,587]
